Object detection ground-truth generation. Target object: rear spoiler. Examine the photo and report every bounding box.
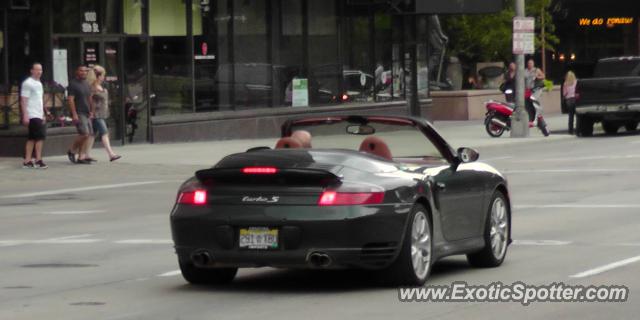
[195,167,342,187]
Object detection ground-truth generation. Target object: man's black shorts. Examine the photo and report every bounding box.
[28,118,47,141]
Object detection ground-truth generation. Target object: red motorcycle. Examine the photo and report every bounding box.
[484,87,550,137]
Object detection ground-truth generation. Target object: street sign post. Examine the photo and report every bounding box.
[513,17,535,55]
[511,10,533,138]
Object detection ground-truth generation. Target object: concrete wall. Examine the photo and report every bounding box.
[429,86,562,120]
[151,100,432,143]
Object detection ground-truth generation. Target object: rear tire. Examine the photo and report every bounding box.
[485,114,506,138]
[467,191,510,268]
[602,121,620,135]
[576,115,594,137]
[382,204,432,286]
[179,260,238,285]
[625,121,638,131]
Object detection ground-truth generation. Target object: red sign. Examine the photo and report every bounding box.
[201,42,208,56]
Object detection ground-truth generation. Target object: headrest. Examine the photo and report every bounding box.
[358,136,392,160]
[275,137,303,149]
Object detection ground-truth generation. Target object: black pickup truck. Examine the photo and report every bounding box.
[574,57,640,136]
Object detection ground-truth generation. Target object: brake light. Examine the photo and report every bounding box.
[178,189,208,205]
[242,167,278,174]
[318,191,384,206]
[341,94,349,101]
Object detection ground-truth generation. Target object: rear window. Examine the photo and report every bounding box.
[594,59,640,77]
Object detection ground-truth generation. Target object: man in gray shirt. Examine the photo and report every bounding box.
[66,65,95,164]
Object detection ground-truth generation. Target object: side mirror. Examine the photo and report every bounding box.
[457,147,479,163]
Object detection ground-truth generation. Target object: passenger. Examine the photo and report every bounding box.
[291,130,312,148]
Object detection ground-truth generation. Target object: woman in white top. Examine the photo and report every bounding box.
[563,71,577,134]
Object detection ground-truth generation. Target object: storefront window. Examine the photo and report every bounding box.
[123,0,143,35]
[150,0,191,114]
[342,10,374,104]
[308,0,340,106]
[8,3,45,86]
[232,0,270,110]
[0,11,6,86]
[277,0,303,107]
[374,13,395,102]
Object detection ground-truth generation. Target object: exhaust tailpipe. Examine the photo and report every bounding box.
[191,250,213,267]
[308,252,332,268]
[490,117,508,129]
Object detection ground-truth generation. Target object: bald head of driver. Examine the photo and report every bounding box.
[291,130,312,148]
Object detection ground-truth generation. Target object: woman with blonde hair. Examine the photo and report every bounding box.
[87,65,121,161]
[563,71,578,134]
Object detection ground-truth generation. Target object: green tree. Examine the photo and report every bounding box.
[442,0,559,63]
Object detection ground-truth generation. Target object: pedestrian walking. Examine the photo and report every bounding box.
[87,65,121,162]
[66,65,96,164]
[20,62,48,169]
[563,71,578,134]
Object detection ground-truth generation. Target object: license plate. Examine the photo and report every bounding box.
[239,227,278,249]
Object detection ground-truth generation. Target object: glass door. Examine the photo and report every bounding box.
[81,38,125,143]
[123,37,149,144]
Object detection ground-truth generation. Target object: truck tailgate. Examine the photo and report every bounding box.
[576,77,640,106]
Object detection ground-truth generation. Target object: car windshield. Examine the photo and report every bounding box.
[289,119,445,160]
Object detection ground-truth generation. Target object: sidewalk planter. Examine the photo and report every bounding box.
[429,86,561,121]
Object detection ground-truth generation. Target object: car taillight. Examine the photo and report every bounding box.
[341,94,349,101]
[178,189,208,205]
[318,191,384,206]
[242,167,278,174]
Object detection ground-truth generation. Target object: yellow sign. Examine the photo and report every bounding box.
[579,17,634,27]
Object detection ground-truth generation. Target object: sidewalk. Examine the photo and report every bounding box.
[0,115,574,168]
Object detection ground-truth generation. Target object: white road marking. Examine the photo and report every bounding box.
[513,240,572,246]
[114,239,173,244]
[515,204,640,209]
[570,255,640,278]
[1,181,168,199]
[158,270,182,277]
[512,154,640,163]
[45,210,106,215]
[0,236,174,247]
[505,169,640,174]
[481,156,513,162]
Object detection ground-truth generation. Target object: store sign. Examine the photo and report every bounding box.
[292,78,309,107]
[578,17,634,27]
[513,17,535,55]
[82,11,100,33]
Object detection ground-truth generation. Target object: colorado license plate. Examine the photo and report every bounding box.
[239,227,278,249]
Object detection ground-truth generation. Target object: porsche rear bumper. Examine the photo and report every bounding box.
[170,203,412,269]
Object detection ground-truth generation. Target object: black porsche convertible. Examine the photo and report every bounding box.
[170,115,511,286]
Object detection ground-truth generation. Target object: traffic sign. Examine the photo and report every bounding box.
[513,17,535,54]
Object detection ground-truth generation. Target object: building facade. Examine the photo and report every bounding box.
[550,0,640,79]
[1,0,440,145]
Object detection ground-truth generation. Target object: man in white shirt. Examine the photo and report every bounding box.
[20,62,48,169]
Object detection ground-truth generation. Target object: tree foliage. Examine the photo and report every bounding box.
[442,0,559,63]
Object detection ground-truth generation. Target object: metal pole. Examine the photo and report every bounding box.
[511,0,529,137]
[409,16,420,117]
[541,5,546,75]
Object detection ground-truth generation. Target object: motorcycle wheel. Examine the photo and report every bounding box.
[485,115,506,138]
